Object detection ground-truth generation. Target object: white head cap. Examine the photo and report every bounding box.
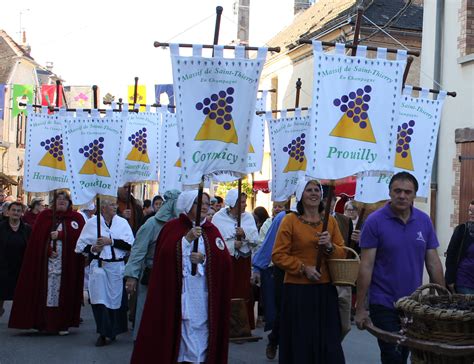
[295,179,323,202]
[225,188,240,208]
[176,190,199,214]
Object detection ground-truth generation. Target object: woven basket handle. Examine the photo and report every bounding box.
[410,283,451,301]
[342,246,360,261]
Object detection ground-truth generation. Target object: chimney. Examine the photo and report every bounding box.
[21,31,31,55]
[295,0,311,15]
[237,0,250,45]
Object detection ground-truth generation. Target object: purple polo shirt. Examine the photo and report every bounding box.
[360,203,439,309]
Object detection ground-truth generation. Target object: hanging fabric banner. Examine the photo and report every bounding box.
[212,91,268,183]
[158,108,183,193]
[247,91,267,173]
[155,84,175,113]
[128,85,146,112]
[355,87,447,202]
[40,84,64,108]
[63,86,93,109]
[308,41,407,179]
[268,109,310,202]
[0,84,5,119]
[170,44,268,186]
[63,110,126,205]
[12,84,34,118]
[24,106,69,192]
[120,109,160,185]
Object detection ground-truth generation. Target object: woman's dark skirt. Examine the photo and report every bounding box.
[279,283,345,364]
[91,285,128,339]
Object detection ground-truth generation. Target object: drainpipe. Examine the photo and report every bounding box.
[430,0,444,227]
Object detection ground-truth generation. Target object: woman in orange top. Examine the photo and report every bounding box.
[272,179,346,363]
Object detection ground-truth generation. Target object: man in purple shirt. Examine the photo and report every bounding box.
[355,172,444,364]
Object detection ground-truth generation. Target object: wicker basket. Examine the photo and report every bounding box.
[327,246,360,286]
[396,283,474,346]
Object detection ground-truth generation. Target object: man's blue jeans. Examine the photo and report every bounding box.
[457,286,474,294]
[369,304,409,364]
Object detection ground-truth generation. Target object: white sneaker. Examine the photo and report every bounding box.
[58,331,69,336]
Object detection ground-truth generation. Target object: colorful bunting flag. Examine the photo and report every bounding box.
[12,84,34,118]
[63,86,94,109]
[128,85,146,112]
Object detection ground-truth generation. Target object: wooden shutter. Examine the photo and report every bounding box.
[459,142,474,223]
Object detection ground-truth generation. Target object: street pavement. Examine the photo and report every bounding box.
[0,301,380,363]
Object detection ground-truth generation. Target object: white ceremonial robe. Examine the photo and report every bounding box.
[178,235,208,363]
[76,214,134,309]
[47,224,63,307]
[212,208,259,258]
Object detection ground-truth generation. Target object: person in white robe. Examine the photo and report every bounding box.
[212,188,259,330]
[75,198,134,347]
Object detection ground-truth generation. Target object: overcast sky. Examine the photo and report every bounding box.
[1,0,293,102]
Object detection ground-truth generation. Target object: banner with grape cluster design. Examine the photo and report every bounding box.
[307,41,407,180]
[24,106,70,192]
[63,111,126,205]
[170,44,268,185]
[212,91,268,183]
[158,108,183,193]
[355,87,447,202]
[267,109,310,202]
[120,110,160,185]
[247,91,267,174]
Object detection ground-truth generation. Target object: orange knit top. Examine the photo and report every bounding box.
[272,213,345,284]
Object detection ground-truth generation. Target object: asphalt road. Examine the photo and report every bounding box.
[0,301,380,363]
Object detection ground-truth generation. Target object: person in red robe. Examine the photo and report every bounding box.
[131,190,232,364]
[22,197,44,227]
[8,191,85,334]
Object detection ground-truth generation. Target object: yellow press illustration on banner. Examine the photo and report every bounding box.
[330,85,376,143]
[395,120,415,170]
[126,127,150,163]
[128,85,146,111]
[38,134,66,171]
[283,133,307,172]
[194,87,238,144]
[78,137,110,177]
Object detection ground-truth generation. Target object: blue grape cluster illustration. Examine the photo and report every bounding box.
[333,85,372,129]
[195,87,235,131]
[79,137,105,168]
[129,127,147,154]
[283,133,306,162]
[40,134,64,162]
[396,120,415,158]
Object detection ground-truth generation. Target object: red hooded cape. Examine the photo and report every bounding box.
[8,208,85,332]
[131,214,232,364]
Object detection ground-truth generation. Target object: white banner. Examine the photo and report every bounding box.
[308,41,407,179]
[158,108,183,193]
[268,109,310,202]
[212,91,267,183]
[120,109,160,184]
[355,88,447,202]
[247,91,267,174]
[63,110,126,205]
[170,44,268,185]
[24,106,69,192]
